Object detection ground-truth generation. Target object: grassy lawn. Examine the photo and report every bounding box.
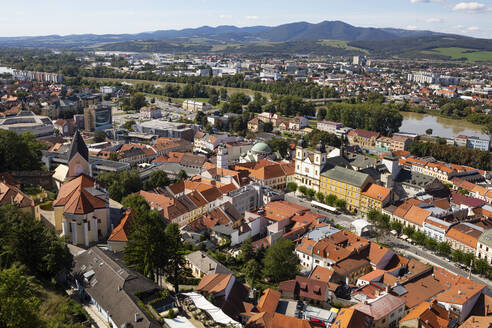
[318,40,369,54]
[23,186,43,195]
[39,285,91,327]
[422,47,492,62]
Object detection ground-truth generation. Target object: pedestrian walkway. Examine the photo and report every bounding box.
[84,304,110,328]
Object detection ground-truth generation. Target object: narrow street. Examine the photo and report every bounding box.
[285,193,492,289]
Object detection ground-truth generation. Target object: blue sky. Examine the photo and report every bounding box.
[1,0,491,38]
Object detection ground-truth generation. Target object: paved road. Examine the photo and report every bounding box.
[285,193,492,289]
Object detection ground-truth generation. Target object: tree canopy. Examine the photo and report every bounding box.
[263,238,299,283]
[0,130,46,172]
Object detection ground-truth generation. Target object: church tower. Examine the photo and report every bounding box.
[67,130,90,178]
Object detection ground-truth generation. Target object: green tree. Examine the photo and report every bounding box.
[367,210,380,224]
[0,205,72,279]
[176,170,188,182]
[195,111,207,126]
[424,237,437,250]
[208,94,219,106]
[0,130,46,171]
[425,128,433,136]
[451,249,464,263]
[436,242,451,256]
[316,192,325,203]
[325,194,337,206]
[240,237,254,263]
[287,182,298,193]
[389,221,403,235]
[298,185,307,196]
[335,199,346,211]
[403,226,415,237]
[0,265,42,328]
[144,170,170,190]
[262,122,274,133]
[263,239,299,283]
[121,194,150,217]
[93,130,106,143]
[306,188,316,199]
[124,210,167,281]
[219,88,228,101]
[122,119,136,131]
[98,169,143,202]
[165,223,186,293]
[130,92,147,111]
[474,258,490,275]
[412,231,427,245]
[109,152,118,161]
[243,259,262,287]
[267,139,290,158]
[317,108,327,121]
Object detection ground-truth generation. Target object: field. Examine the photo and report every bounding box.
[422,47,492,62]
[318,40,369,53]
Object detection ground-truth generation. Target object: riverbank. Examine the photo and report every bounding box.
[400,111,487,139]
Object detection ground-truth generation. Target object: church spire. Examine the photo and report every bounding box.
[68,130,89,162]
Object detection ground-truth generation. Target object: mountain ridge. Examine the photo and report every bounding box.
[0,20,465,49]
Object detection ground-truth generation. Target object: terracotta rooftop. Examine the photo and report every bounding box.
[257,288,280,314]
[352,293,405,321]
[108,210,135,242]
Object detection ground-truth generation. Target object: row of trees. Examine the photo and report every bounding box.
[324,102,403,136]
[408,140,491,170]
[80,65,338,99]
[367,210,492,278]
[287,182,347,211]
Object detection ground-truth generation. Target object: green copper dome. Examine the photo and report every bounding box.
[251,142,272,154]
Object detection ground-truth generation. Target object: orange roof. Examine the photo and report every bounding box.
[362,184,391,202]
[332,308,372,328]
[0,182,35,208]
[436,283,485,305]
[108,209,135,242]
[309,265,335,283]
[394,198,423,218]
[257,288,281,314]
[54,175,106,214]
[196,273,234,294]
[357,269,387,282]
[263,200,307,222]
[401,301,444,323]
[460,316,492,328]
[403,205,431,226]
[445,223,481,249]
[246,312,313,328]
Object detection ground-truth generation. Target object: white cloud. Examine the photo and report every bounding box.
[455,24,464,28]
[452,2,487,12]
[410,0,430,3]
[219,14,232,19]
[425,17,441,23]
[406,25,418,30]
[467,26,480,31]
[245,15,259,20]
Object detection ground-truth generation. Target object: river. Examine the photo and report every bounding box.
[400,112,488,140]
